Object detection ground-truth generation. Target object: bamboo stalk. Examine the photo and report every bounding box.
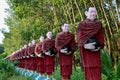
[104,26,111,54]
[83,0,87,9]
[70,0,75,23]
[107,0,119,31]
[62,0,73,23]
[107,0,120,64]
[98,0,111,54]
[109,9,119,31]
[61,1,69,23]
[50,0,60,26]
[99,0,113,36]
[99,6,103,18]
[116,38,120,50]
[74,0,83,20]
[114,0,120,23]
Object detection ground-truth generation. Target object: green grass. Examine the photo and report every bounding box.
[0,58,32,80]
[0,53,108,80]
[0,67,107,80]
[0,69,32,80]
[7,75,31,80]
[53,66,107,80]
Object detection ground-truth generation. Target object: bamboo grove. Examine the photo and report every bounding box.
[2,0,120,67]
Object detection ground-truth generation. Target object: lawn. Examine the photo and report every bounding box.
[52,66,107,80]
[7,75,31,80]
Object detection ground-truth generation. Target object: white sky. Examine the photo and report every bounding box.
[0,0,9,44]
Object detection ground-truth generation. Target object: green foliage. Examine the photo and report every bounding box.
[0,54,31,80]
[116,61,120,78]
[20,29,33,42]
[7,75,31,80]
[0,45,4,54]
[71,67,84,80]
[53,66,108,80]
[101,49,120,80]
[52,67,84,80]
[4,0,120,55]
[2,1,120,79]
[0,60,17,80]
[101,49,113,78]
[0,53,7,59]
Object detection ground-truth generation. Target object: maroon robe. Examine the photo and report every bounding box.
[24,47,28,69]
[24,47,30,70]
[27,44,37,71]
[77,19,104,80]
[55,32,76,79]
[20,48,26,68]
[26,46,32,70]
[18,49,22,68]
[18,50,23,68]
[42,38,56,75]
[34,42,45,74]
[17,51,21,67]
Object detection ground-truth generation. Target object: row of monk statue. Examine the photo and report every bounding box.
[5,7,104,80]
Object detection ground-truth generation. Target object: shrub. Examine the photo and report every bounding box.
[101,49,120,80]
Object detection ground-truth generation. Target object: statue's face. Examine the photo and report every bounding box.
[32,40,36,44]
[39,36,44,42]
[85,7,97,21]
[28,43,31,46]
[24,44,27,48]
[62,24,69,32]
[46,32,52,39]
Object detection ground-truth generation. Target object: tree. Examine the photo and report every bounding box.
[3,0,120,67]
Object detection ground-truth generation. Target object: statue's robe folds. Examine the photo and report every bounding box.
[35,42,45,74]
[55,32,76,79]
[27,44,37,71]
[77,19,104,80]
[42,38,56,75]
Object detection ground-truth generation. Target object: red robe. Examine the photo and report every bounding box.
[24,47,30,70]
[18,50,23,68]
[17,51,22,67]
[27,44,37,71]
[77,19,104,80]
[24,47,28,69]
[34,42,45,74]
[26,46,32,70]
[55,32,76,79]
[42,38,56,75]
[20,48,27,68]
